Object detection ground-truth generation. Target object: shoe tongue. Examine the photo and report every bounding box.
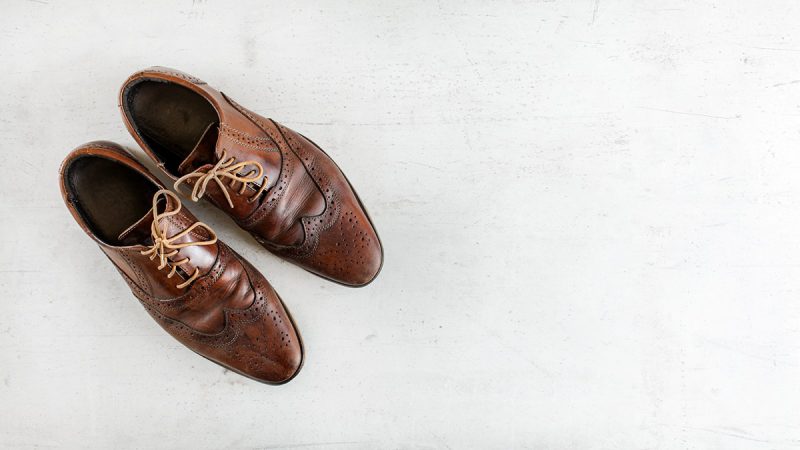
[177,122,220,175]
[118,206,156,246]
[116,195,172,246]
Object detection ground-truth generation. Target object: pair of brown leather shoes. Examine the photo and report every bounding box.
[58,67,383,384]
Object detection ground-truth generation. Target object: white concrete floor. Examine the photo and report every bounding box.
[2,1,800,448]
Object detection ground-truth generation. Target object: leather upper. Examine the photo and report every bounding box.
[59,142,303,384]
[119,67,383,286]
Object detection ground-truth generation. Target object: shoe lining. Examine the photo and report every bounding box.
[124,80,219,174]
[66,156,158,245]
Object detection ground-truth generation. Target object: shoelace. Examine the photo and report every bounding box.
[174,150,268,208]
[140,189,218,289]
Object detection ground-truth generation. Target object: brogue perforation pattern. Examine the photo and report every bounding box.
[219,122,279,152]
[117,244,277,350]
[224,96,294,229]
[144,67,206,85]
[224,97,341,255]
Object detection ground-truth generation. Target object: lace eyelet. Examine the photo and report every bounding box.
[139,190,218,290]
[173,149,265,209]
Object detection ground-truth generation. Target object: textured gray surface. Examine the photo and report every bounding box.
[2,0,800,448]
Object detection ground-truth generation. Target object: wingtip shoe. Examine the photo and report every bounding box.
[59,141,303,384]
[119,67,383,287]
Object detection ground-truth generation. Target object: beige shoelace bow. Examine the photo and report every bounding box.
[140,189,218,289]
[174,150,268,208]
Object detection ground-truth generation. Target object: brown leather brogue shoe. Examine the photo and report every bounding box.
[59,141,303,384]
[119,67,383,287]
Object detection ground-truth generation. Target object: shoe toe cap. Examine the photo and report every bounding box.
[252,334,303,384]
[305,211,383,287]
